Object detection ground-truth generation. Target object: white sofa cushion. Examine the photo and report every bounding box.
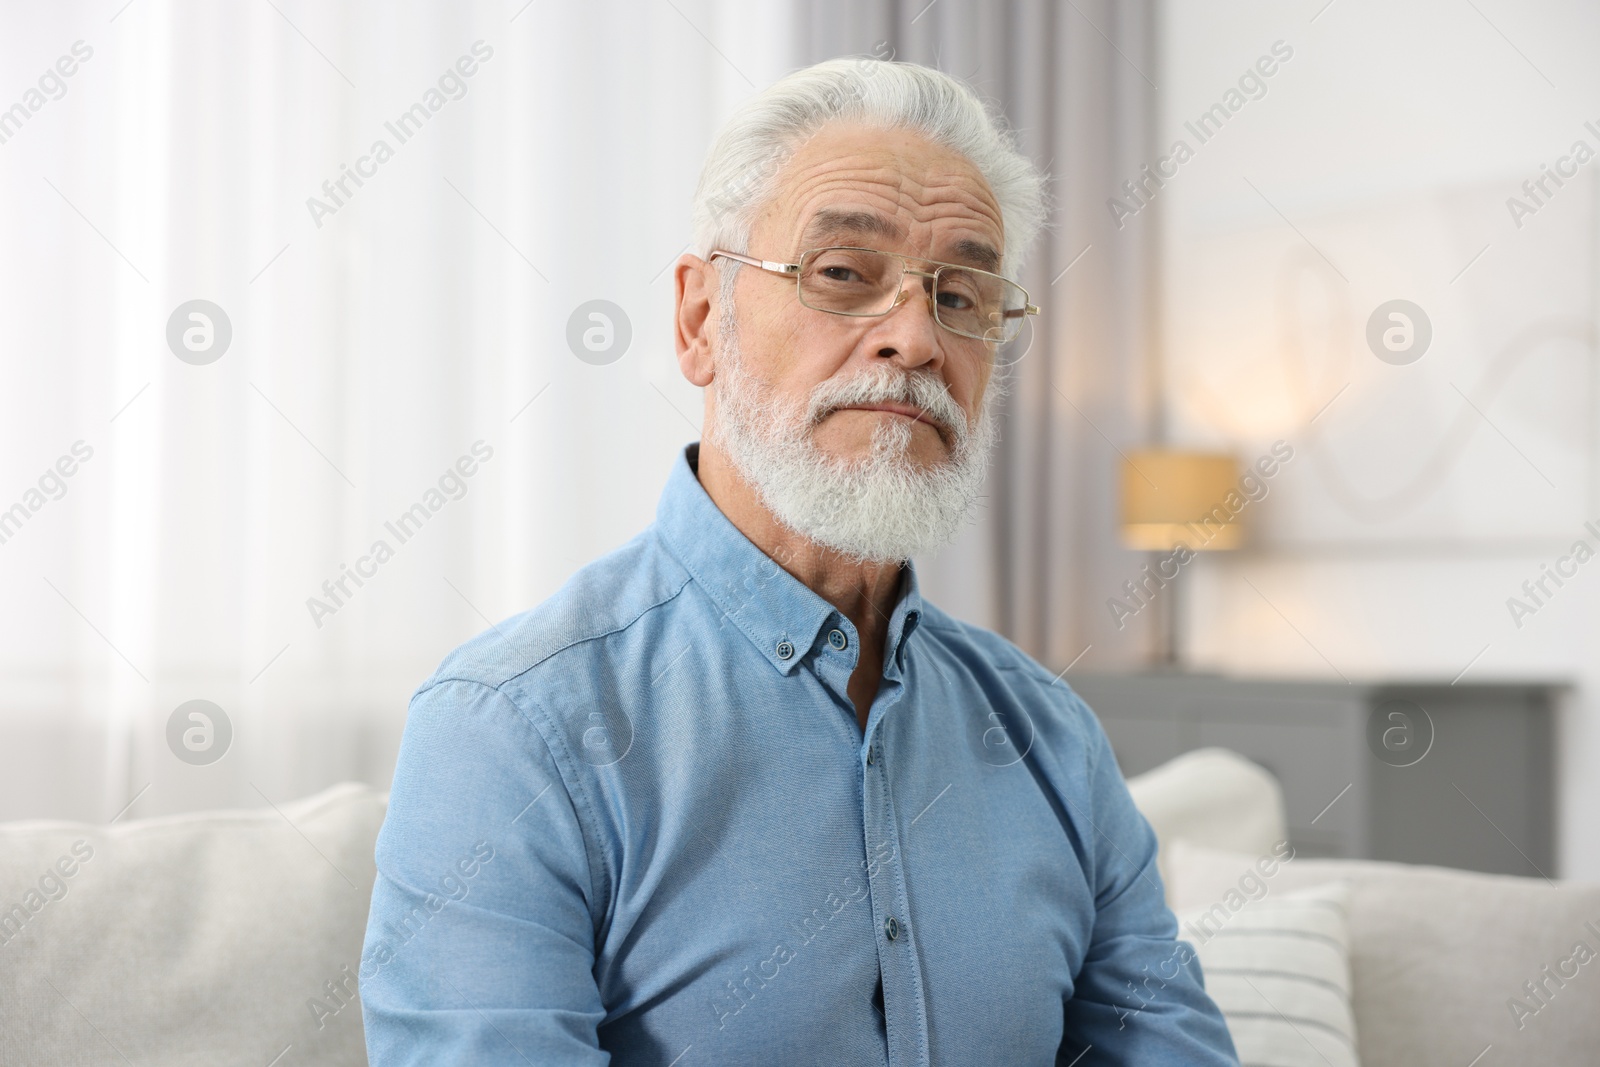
[1168,839,1600,1067]
[1125,746,1289,897]
[1179,881,1360,1067]
[0,782,385,1066]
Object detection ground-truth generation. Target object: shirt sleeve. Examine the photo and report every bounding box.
[359,677,612,1066]
[1058,707,1240,1066]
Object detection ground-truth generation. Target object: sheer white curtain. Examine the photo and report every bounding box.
[0,0,797,821]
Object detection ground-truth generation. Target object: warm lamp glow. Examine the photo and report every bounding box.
[1120,450,1243,552]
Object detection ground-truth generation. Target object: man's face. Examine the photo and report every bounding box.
[701,121,1010,564]
[718,122,1006,467]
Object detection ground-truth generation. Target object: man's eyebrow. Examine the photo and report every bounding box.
[800,208,906,247]
[799,209,1002,274]
[948,237,1001,274]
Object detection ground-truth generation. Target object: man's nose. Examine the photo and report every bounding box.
[872,276,942,366]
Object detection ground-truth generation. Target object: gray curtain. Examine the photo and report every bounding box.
[792,0,1163,670]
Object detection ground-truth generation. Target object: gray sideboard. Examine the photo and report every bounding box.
[1065,672,1560,878]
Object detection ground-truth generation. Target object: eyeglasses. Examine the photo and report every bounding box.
[707,245,1039,346]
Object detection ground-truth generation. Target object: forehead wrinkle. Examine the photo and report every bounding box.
[782,186,1003,269]
[893,163,1003,272]
[790,161,1000,225]
[770,142,1003,252]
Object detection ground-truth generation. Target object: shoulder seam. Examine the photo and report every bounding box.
[419,565,695,695]
[409,675,612,933]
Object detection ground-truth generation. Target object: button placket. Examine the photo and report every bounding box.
[859,723,929,1066]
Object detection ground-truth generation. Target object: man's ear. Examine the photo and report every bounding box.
[675,254,718,388]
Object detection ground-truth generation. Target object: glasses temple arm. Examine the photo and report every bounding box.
[1001,304,1041,320]
[707,250,800,276]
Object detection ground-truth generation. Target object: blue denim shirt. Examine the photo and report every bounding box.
[360,441,1238,1066]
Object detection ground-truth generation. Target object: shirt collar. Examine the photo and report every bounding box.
[655,442,924,675]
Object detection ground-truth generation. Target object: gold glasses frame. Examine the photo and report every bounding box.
[707,245,1040,345]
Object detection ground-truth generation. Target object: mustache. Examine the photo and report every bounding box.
[807,369,965,436]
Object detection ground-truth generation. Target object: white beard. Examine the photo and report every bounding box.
[705,289,1003,565]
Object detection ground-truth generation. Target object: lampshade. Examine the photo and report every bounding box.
[1119,449,1243,552]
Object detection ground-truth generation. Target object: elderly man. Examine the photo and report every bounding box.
[361,57,1239,1066]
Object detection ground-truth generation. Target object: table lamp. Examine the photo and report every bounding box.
[1118,449,1242,663]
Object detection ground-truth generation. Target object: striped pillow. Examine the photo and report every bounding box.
[1178,881,1360,1067]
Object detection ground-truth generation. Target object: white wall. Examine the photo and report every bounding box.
[1150,0,1600,876]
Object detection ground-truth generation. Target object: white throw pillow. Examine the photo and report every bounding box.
[1125,747,1288,899]
[1179,880,1360,1067]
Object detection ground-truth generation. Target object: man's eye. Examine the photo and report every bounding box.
[821,266,862,282]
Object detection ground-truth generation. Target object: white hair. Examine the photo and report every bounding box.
[690,56,1050,285]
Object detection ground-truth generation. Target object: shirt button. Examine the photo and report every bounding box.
[884,916,900,941]
[775,640,794,660]
[827,628,848,651]
[866,746,874,766]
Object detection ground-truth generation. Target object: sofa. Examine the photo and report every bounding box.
[1,749,1594,1064]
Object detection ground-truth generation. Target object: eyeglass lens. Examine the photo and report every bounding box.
[798,247,1026,343]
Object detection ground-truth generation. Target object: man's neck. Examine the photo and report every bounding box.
[693,439,904,656]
